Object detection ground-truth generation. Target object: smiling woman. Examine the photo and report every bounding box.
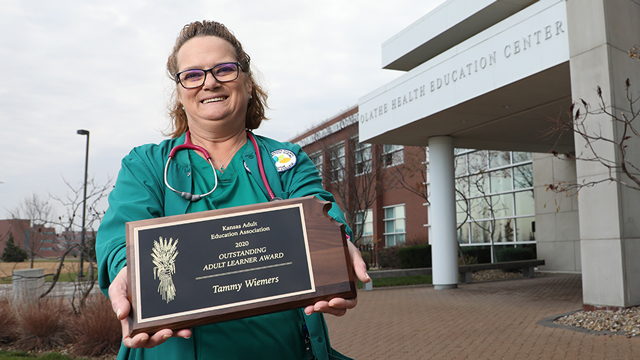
[165,21,268,140]
[173,35,253,144]
[95,20,369,360]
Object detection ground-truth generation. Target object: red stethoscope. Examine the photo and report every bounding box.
[163,130,279,202]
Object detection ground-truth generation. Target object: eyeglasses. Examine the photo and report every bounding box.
[175,62,243,89]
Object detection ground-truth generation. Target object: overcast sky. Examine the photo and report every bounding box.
[0,0,445,222]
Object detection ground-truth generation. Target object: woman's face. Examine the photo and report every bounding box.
[176,36,252,133]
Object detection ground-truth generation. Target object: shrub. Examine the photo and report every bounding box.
[378,246,401,269]
[360,250,372,270]
[0,297,18,345]
[13,299,73,352]
[398,244,432,268]
[458,253,477,265]
[461,246,491,264]
[496,246,535,262]
[1,233,28,263]
[71,295,122,357]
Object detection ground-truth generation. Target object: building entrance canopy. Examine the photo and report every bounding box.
[359,0,574,154]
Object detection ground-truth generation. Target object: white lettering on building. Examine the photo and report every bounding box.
[359,20,566,125]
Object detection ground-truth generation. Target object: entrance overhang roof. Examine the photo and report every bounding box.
[361,0,574,154]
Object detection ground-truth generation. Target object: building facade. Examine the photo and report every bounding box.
[290,106,429,249]
[0,219,84,259]
[358,0,640,308]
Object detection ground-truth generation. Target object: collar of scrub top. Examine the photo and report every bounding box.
[164,130,280,202]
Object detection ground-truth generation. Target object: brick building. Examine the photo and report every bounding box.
[0,219,84,259]
[289,106,428,249]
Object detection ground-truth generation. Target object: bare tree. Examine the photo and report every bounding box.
[319,129,396,246]
[390,146,429,203]
[456,168,511,263]
[545,79,640,194]
[51,177,111,255]
[390,146,478,263]
[9,194,54,268]
[44,176,112,312]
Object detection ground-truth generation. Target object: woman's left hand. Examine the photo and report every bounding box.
[304,240,370,317]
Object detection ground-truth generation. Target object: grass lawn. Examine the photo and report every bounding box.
[358,274,432,288]
[0,261,86,284]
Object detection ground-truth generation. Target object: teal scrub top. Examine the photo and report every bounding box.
[96,133,354,360]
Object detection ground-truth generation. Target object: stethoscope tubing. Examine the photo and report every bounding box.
[164,130,279,202]
[246,131,279,201]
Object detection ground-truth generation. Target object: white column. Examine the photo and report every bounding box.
[429,136,458,290]
[567,0,640,309]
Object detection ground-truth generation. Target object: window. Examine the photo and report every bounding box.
[513,152,532,163]
[384,205,405,246]
[329,142,345,182]
[470,221,491,243]
[382,144,404,167]
[309,151,323,176]
[455,155,468,177]
[354,139,372,176]
[355,209,373,245]
[489,169,513,193]
[513,164,533,189]
[468,151,487,173]
[516,217,536,241]
[448,149,535,246]
[489,150,510,168]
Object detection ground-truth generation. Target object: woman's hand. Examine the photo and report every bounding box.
[109,266,192,348]
[304,240,370,317]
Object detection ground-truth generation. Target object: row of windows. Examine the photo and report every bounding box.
[457,190,535,221]
[455,163,533,199]
[454,149,532,177]
[309,138,404,181]
[456,216,535,244]
[309,143,535,248]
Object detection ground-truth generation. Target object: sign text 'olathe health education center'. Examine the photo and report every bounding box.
[358,0,570,139]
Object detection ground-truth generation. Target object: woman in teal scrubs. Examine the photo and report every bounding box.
[96,20,369,360]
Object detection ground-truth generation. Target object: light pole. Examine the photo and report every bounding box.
[77,129,90,278]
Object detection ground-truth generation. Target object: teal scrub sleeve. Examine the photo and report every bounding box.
[281,143,354,240]
[96,147,166,296]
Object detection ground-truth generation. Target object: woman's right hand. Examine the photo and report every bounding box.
[109,266,192,348]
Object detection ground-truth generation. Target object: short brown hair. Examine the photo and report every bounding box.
[166,20,268,138]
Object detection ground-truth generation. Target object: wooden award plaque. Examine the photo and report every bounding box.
[125,196,356,336]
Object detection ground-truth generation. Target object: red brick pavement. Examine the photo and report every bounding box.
[326,274,640,360]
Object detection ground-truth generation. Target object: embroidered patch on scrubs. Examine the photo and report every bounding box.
[271,149,296,172]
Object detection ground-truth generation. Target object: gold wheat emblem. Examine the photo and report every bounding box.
[151,236,178,303]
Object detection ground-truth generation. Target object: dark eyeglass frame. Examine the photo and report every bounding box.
[175,62,244,89]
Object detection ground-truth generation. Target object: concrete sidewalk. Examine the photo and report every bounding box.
[326,274,640,360]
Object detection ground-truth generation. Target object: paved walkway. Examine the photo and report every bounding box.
[326,274,640,360]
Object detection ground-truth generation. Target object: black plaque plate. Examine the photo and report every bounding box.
[125,196,356,336]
